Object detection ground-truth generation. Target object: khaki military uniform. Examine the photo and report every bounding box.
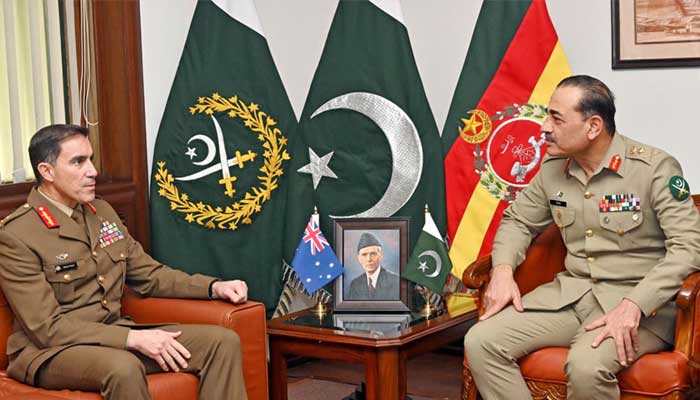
[0,188,247,399]
[465,134,700,400]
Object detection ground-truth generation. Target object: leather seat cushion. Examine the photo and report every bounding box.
[0,371,198,400]
[518,347,690,396]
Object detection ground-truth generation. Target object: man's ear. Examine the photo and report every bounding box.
[37,162,55,183]
[586,115,604,140]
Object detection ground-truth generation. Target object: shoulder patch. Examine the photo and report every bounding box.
[1,204,33,228]
[669,176,691,201]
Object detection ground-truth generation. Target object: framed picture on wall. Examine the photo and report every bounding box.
[332,217,410,312]
[612,0,700,68]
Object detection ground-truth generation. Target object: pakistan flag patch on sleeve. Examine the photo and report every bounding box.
[669,175,690,201]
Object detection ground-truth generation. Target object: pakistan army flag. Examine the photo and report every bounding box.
[284,0,446,265]
[150,0,294,315]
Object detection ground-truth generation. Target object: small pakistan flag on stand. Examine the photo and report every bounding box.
[403,207,452,294]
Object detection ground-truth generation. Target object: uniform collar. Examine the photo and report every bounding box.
[28,188,90,245]
[600,133,626,177]
[37,187,74,217]
[565,133,626,183]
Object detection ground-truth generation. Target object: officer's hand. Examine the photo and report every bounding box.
[212,280,248,304]
[126,329,191,372]
[585,298,642,367]
[479,264,523,321]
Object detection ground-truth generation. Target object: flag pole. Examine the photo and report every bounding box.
[420,204,435,317]
[312,205,330,316]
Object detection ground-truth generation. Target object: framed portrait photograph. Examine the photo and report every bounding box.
[612,0,700,68]
[333,313,412,336]
[333,217,410,312]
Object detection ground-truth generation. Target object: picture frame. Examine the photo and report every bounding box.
[612,0,700,69]
[332,313,412,336]
[333,217,410,312]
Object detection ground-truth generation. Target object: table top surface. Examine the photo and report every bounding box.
[267,305,477,347]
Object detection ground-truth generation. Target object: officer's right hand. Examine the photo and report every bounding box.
[479,264,523,321]
[126,329,191,372]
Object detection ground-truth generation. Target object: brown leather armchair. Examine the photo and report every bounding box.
[462,217,700,400]
[0,288,269,400]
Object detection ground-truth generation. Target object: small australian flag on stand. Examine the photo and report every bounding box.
[291,212,344,294]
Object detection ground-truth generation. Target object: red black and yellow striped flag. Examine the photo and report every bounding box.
[443,0,571,287]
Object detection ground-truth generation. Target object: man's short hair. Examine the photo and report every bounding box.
[557,75,616,136]
[357,232,382,253]
[29,124,89,185]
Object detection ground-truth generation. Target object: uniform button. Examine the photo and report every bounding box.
[617,228,625,236]
[92,251,98,257]
[585,229,593,237]
[23,204,29,208]
[102,299,108,306]
[651,311,657,317]
[556,210,562,219]
[98,275,105,283]
[587,256,595,262]
[119,253,125,259]
[63,273,71,281]
[584,191,593,199]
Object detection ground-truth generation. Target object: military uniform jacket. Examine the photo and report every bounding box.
[0,188,216,385]
[348,267,400,300]
[492,134,700,344]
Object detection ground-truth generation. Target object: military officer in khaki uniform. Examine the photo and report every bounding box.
[0,124,249,399]
[464,75,700,400]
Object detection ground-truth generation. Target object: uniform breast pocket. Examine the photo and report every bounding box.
[43,261,88,304]
[599,211,644,250]
[103,243,127,291]
[552,208,576,242]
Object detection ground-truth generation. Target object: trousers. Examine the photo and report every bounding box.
[36,324,247,400]
[464,291,669,400]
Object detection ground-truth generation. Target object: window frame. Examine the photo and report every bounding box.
[0,0,150,248]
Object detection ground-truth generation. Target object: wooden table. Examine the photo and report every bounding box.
[267,308,477,400]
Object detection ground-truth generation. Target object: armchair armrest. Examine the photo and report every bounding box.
[121,290,269,400]
[675,271,700,385]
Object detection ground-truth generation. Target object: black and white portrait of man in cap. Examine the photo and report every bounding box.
[347,232,400,300]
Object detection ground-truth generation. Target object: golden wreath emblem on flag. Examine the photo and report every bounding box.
[154,93,290,230]
[462,103,547,202]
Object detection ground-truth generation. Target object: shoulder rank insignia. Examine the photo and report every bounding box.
[669,176,690,201]
[36,206,59,229]
[608,154,622,172]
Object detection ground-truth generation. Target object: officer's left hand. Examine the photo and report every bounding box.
[584,298,642,367]
[212,280,248,304]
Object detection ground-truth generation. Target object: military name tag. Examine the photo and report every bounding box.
[55,262,77,272]
[98,221,124,248]
[549,199,567,207]
[599,193,640,212]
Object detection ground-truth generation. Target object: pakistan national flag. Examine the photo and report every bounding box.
[283,0,446,268]
[403,209,452,294]
[150,0,294,315]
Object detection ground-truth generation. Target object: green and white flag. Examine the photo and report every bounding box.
[149,0,294,316]
[283,0,446,265]
[403,209,452,294]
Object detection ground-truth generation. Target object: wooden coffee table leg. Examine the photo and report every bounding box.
[269,337,288,400]
[365,347,400,400]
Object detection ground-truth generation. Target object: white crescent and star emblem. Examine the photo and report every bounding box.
[307,92,424,218]
[174,116,257,197]
[417,250,442,278]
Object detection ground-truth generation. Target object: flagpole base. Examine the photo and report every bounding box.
[313,299,329,316]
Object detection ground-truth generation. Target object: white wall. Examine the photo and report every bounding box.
[141,0,700,189]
